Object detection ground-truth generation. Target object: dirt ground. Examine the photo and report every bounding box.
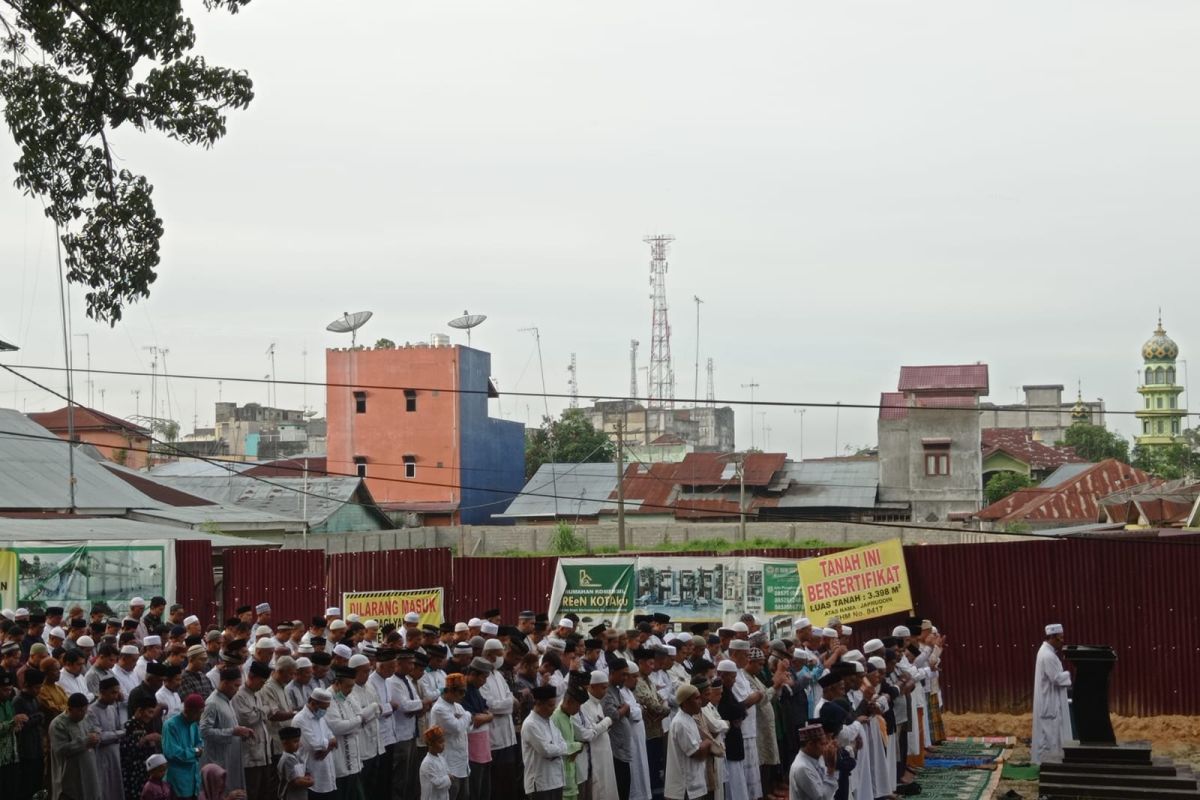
[942,713,1200,799]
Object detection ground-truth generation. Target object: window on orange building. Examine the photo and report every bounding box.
[353,455,367,478]
[403,455,416,479]
[404,389,417,412]
[354,391,367,413]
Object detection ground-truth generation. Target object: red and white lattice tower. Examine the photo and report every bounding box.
[644,234,675,409]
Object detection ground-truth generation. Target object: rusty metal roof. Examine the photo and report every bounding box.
[28,406,150,436]
[981,428,1086,471]
[674,452,787,487]
[976,459,1151,523]
[897,364,989,394]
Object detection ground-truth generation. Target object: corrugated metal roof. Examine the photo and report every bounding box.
[674,452,787,487]
[897,364,989,394]
[149,460,255,477]
[498,463,621,519]
[28,406,149,436]
[775,460,880,508]
[149,475,368,526]
[977,459,1151,523]
[981,429,1085,471]
[0,516,267,547]
[1039,462,1096,487]
[879,392,907,420]
[0,409,163,511]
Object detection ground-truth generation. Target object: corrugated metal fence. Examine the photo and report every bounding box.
[204,538,1200,716]
[222,547,326,625]
[174,539,215,627]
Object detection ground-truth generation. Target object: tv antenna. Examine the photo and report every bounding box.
[325,311,374,348]
[448,310,488,347]
[265,342,277,408]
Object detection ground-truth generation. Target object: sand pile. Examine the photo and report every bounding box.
[944,711,1200,746]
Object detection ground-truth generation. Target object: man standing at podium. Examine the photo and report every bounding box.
[1032,623,1072,764]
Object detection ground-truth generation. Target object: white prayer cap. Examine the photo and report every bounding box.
[868,656,887,671]
[295,657,313,669]
[324,607,340,617]
[665,645,677,656]
[717,659,738,673]
[891,626,911,638]
[404,612,421,624]
[120,645,140,655]
[676,632,692,643]
[931,626,939,635]
[792,648,809,660]
[255,638,275,651]
[130,597,147,607]
[796,618,812,630]
[186,645,206,659]
[333,644,353,659]
[588,670,609,685]
[310,688,332,703]
[329,620,347,631]
[364,620,379,629]
[15,608,29,618]
[453,642,473,655]
[480,622,498,636]
[557,618,574,630]
[183,615,200,627]
[145,754,168,771]
[675,683,700,704]
[546,638,566,652]
[809,628,824,639]
[468,618,483,628]
[1045,623,1064,636]
[853,661,865,674]
[731,622,749,634]
[255,603,271,614]
[297,643,314,655]
[717,626,735,635]
[347,614,361,623]
[0,609,12,621]
[483,639,504,652]
[826,617,841,627]
[842,649,864,663]
[49,627,66,639]
[255,625,273,638]
[77,636,95,648]
[728,640,750,652]
[863,639,885,654]
[454,622,469,633]
[841,625,853,636]
[144,635,162,647]
[822,628,838,638]
[348,654,370,669]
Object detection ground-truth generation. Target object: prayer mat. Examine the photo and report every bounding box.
[999,762,1040,781]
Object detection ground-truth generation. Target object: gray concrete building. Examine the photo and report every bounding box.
[979,384,1105,443]
[582,400,735,455]
[878,364,989,522]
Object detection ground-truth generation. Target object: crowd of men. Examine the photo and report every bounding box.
[0,596,953,800]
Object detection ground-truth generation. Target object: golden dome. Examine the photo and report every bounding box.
[1142,318,1179,361]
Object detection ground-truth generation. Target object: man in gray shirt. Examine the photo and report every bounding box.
[602,658,634,800]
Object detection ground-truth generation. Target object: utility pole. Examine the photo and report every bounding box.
[567,353,578,409]
[520,325,558,517]
[266,343,278,408]
[706,358,715,407]
[629,340,639,399]
[74,333,92,407]
[737,456,747,542]
[616,420,626,551]
[131,389,141,418]
[794,408,806,460]
[741,380,760,449]
[693,295,703,408]
[758,411,768,451]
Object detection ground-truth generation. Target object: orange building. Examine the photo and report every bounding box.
[28,406,153,469]
[326,342,525,525]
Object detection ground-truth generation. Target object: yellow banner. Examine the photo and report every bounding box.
[0,550,16,610]
[342,588,444,629]
[797,539,912,623]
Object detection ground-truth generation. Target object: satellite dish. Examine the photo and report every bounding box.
[448,310,487,346]
[326,310,374,347]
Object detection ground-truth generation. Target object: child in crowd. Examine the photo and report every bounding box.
[141,754,175,800]
[275,726,313,800]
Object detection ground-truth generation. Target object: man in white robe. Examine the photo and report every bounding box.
[581,670,619,800]
[1031,624,1072,765]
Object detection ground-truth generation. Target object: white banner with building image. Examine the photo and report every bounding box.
[548,555,807,637]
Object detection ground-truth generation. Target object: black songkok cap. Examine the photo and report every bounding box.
[68,692,89,708]
[236,605,253,615]
[280,726,301,740]
[438,622,454,634]
[70,618,86,629]
[98,676,120,691]
[249,661,272,679]
[531,685,557,701]
[219,668,241,682]
[146,662,170,677]
[819,702,847,735]
[584,639,602,650]
[652,613,670,624]
[481,608,500,619]
[310,653,333,666]
[818,672,842,688]
[333,666,356,680]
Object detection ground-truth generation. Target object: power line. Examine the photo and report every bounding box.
[0,362,1171,417]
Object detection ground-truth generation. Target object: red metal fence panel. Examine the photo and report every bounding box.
[450,556,559,622]
[174,540,215,627]
[222,547,326,625]
[326,548,454,606]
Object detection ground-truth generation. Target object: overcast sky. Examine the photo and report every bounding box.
[2,0,1197,456]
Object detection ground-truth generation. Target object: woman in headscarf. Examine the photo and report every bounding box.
[198,763,247,800]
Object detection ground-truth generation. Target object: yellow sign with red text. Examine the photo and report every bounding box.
[796,539,912,623]
[342,588,444,629]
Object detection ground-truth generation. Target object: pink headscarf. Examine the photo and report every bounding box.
[199,763,226,800]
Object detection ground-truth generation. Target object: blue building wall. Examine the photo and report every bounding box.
[457,348,526,525]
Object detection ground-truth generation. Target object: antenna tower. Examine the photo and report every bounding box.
[706,358,715,406]
[644,234,675,410]
[567,353,579,409]
[629,339,639,399]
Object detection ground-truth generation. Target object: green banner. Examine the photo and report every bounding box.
[763,561,805,614]
[553,561,635,618]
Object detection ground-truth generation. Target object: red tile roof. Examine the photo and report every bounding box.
[897,364,989,394]
[976,459,1151,523]
[880,392,907,420]
[981,428,1086,471]
[29,406,150,436]
[673,452,787,487]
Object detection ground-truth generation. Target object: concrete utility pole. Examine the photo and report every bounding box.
[741,380,760,449]
[737,457,747,542]
[616,420,626,551]
[693,295,703,407]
